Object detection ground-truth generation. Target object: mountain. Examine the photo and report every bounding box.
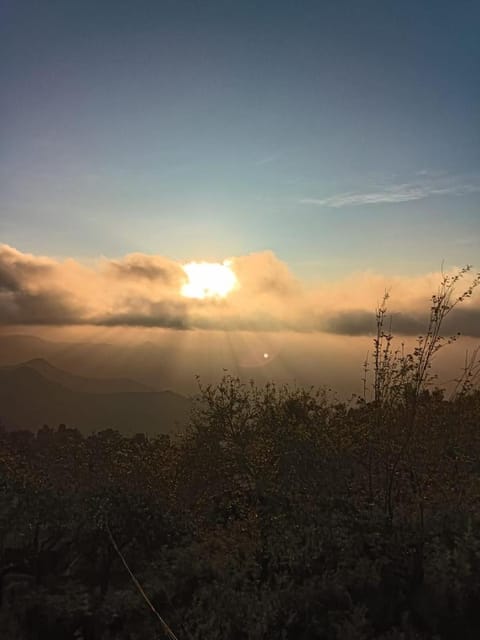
[0,334,57,364]
[13,358,153,394]
[0,335,119,371]
[0,361,191,435]
[0,334,174,391]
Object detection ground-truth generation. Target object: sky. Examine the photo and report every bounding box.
[1,0,479,280]
[0,1,480,396]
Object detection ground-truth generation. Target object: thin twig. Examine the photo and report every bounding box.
[106,522,179,640]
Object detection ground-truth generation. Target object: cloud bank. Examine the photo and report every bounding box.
[1,244,479,337]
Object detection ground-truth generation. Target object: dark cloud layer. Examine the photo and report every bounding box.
[95,301,190,329]
[1,291,82,325]
[325,310,425,337]
[443,308,480,338]
[106,253,185,285]
[325,308,480,338]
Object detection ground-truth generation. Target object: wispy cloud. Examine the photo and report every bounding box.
[255,153,280,166]
[301,176,480,208]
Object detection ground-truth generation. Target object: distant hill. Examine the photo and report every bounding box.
[8,358,154,394]
[0,361,191,435]
[0,334,174,391]
[0,334,56,364]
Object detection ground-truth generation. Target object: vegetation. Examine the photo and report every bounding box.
[1,268,480,639]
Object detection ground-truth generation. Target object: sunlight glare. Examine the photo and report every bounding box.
[181,261,237,299]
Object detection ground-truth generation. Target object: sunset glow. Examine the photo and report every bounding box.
[2,2,480,636]
[181,261,237,299]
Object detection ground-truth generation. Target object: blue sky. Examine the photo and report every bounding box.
[1,0,479,279]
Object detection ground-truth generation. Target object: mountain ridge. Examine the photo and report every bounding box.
[0,360,191,435]
[3,357,154,394]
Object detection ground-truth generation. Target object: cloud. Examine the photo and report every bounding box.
[255,154,280,166]
[0,245,56,292]
[324,310,427,337]
[231,251,301,297]
[442,307,480,338]
[0,245,84,324]
[105,253,184,285]
[95,304,189,329]
[0,291,83,325]
[0,244,479,337]
[301,176,480,208]
[323,307,480,338]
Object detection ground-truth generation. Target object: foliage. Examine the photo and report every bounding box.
[0,267,480,639]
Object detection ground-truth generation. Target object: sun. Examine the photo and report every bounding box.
[181,261,237,299]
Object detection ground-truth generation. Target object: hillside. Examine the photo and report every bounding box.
[9,358,154,393]
[0,362,191,434]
